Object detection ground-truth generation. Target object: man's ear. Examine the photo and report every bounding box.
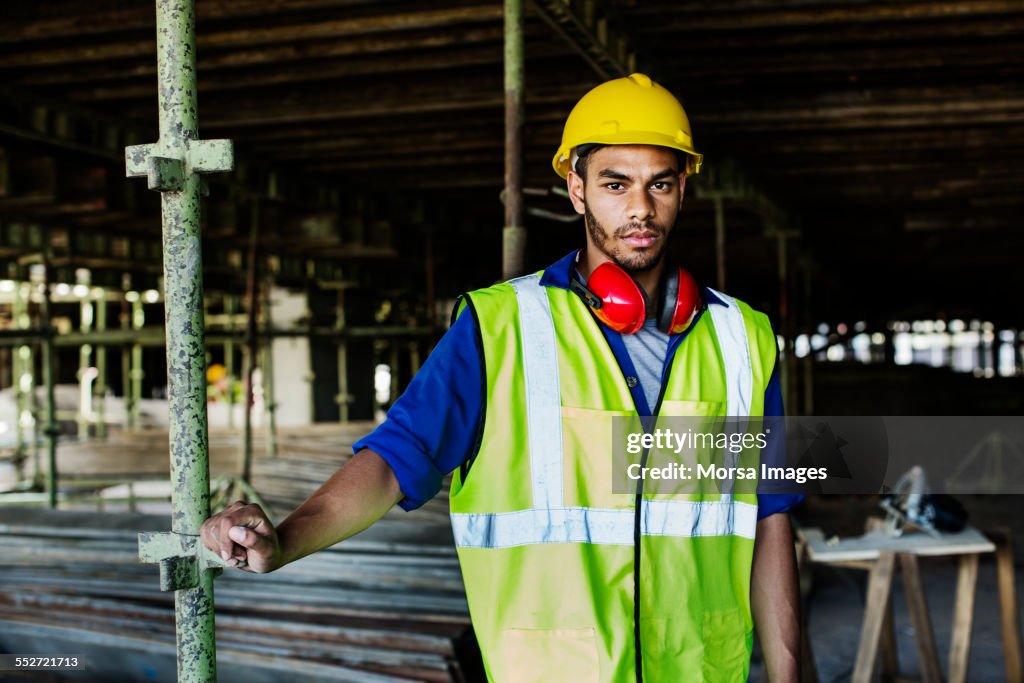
[567,171,586,215]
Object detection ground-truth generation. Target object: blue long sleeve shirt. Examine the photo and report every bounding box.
[354,250,803,518]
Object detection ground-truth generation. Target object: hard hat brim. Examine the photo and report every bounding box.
[552,131,703,179]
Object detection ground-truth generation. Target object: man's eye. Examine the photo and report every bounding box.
[652,182,672,191]
[605,183,623,191]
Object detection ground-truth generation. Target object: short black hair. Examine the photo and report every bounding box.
[573,144,604,183]
[575,145,685,183]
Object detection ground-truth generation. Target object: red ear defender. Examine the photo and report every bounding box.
[572,261,702,335]
[572,261,647,334]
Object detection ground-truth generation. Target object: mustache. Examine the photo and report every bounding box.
[613,222,667,237]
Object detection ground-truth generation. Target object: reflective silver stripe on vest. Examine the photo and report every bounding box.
[705,289,753,418]
[508,273,564,509]
[451,501,758,549]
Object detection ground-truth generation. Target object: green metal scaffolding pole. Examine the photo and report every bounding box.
[131,299,145,429]
[95,289,108,439]
[261,276,277,460]
[224,295,237,429]
[77,294,93,441]
[125,0,233,680]
[40,249,59,510]
[12,282,33,485]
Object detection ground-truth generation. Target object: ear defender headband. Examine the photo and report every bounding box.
[571,261,702,335]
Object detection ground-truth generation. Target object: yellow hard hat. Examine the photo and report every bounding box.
[206,363,227,384]
[552,73,703,179]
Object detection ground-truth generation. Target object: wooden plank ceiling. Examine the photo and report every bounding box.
[0,0,1021,324]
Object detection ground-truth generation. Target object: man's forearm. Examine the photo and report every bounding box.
[751,512,801,681]
[277,449,403,566]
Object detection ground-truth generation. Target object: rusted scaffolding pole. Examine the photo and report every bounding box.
[125,0,234,680]
[502,0,526,279]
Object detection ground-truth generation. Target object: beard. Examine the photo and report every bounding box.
[584,203,671,273]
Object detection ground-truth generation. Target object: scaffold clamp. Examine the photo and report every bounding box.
[125,139,234,192]
[138,530,237,592]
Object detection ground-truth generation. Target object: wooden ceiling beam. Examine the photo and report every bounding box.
[0,5,504,68]
[769,160,1022,177]
[626,1,1024,32]
[0,0,385,43]
[60,43,570,103]
[723,125,1024,154]
[5,25,510,85]
[631,16,1024,49]
[168,79,582,129]
[654,42,1023,80]
[252,125,564,161]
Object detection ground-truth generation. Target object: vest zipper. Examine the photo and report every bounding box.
[633,374,671,683]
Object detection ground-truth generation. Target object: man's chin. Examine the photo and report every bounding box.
[614,248,663,273]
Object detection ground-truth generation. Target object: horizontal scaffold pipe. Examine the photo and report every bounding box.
[0,326,435,347]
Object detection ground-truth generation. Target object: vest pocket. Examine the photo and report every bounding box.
[701,608,752,682]
[503,627,599,683]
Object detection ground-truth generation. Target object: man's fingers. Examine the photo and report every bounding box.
[228,525,272,555]
[199,502,273,563]
[205,523,238,561]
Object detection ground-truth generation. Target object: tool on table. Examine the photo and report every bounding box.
[880,465,968,538]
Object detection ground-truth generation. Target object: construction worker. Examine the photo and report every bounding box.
[201,73,801,682]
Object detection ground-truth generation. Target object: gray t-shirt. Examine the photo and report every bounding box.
[572,267,669,413]
[621,317,670,414]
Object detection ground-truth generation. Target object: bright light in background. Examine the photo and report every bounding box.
[806,319,1019,377]
[125,291,140,303]
[374,364,392,405]
[851,333,871,363]
[795,335,809,358]
[72,284,89,298]
[894,332,913,365]
[999,341,1016,377]
[143,290,160,304]
[55,283,71,296]
[0,280,15,293]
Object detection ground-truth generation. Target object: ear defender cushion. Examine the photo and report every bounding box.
[657,266,680,334]
[663,266,702,335]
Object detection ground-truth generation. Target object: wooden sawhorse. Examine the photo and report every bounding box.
[797,524,1021,683]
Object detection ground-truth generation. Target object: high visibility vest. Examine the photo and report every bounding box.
[449,272,777,683]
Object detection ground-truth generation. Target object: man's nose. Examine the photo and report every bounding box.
[627,188,655,222]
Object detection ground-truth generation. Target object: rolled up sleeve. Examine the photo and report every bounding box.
[756,361,804,519]
[352,308,483,511]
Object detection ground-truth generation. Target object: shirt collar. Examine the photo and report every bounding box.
[538,249,729,308]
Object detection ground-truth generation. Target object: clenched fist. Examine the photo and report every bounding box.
[200,500,283,574]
